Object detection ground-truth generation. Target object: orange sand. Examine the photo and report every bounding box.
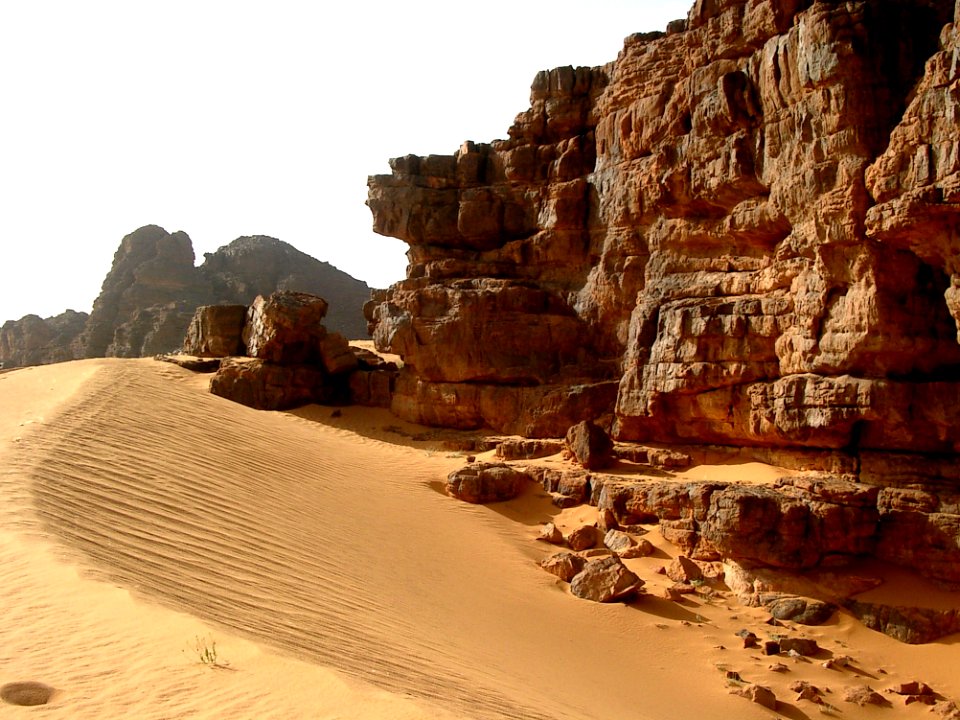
[1,358,958,719]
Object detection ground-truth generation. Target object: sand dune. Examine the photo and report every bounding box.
[2,359,959,719]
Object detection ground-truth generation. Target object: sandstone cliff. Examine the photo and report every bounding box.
[367,0,960,459]
[1,226,373,366]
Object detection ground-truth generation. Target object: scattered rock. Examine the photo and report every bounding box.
[540,552,587,582]
[565,524,598,552]
[734,684,777,710]
[537,522,564,544]
[565,420,614,470]
[735,629,758,648]
[843,686,890,707]
[790,680,824,703]
[768,663,790,673]
[569,556,644,603]
[445,463,530,504]
[778,637,820,657]
[763,641,781,656]
[667,556,704,584]
[889,681,934,696]
[619,538,655,559]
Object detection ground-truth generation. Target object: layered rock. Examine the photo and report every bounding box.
[366,0,960,456]
[1,227,373,368]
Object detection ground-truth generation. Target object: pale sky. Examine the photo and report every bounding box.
[0,1,692,323]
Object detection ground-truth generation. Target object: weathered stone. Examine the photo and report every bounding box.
[347,368,396,407]
[445,462,529,504]
[243,292,329,364]
[603,529,636,554]
[209,358,330,411]
[565,420,615,470]
[182,304,246,357]
[778,637,820,657]
[842,686,890,707]
[0,310,87,368]
[767,597,836,626]
[156,354,221,373]
[570,555,644,602]
[540,551,587,582]
[734,684,777,710]
[537,522,564,544]
[565,525,598,552]
[844,600,960,644]
[318,332,359,375]
[532,467,591,505]
[496,438,564,460]
[667,556,705,584]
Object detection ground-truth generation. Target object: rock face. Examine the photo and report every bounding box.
[0,310,88,367]
[367,0,960,453]
[0,227,373,367]
[365,0,960,618]
[182,305,247,357]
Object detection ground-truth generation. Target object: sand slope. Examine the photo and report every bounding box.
[2,359,959,719]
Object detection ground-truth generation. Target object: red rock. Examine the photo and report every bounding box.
[569,555,644,603]
[537,522,564,544]
[565,525,598,552]
[444,462,529,504]
[734,684,777,710]
[540,551,587,582]
[842,686,890,707]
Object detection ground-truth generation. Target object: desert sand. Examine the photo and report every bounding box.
[1,358,959,719]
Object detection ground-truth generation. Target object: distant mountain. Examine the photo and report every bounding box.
[0,225,373,367]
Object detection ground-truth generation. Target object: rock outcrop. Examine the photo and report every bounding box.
[367,0,960,455]
[366,0,960,603]
[0,227,373,368]
[0,310,88,368]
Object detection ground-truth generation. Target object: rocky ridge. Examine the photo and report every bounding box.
[365,0,960,642]
[1,226,373,367]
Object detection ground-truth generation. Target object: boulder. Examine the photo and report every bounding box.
[243,291,330,364]
[843,600,960,644]
[734,684,777,711]
[537,522,564,544]
[565,420,614,470]
[565,525,598,552]
[569,556,644,603]
[209,358,330,411]
[445,462,529,504]
[182,304,246,357]
[540,551,587,582]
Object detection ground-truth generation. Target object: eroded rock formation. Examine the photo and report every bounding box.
[0,310,88,368]
[366,0,960,458]
[1,226,373,367]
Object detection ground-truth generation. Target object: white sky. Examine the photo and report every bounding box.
[0,0,692,323]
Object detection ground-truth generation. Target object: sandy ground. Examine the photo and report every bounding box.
[1,358,958,719]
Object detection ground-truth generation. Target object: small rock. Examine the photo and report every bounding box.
[734,684,777,710]
[935,700,960,719]
[539,551,587,582]
[735,629,758,649]
[618,538,654,559]
[779,637,820,657]
[565,525,598,551]
[564,420,614,470]
[667,555,704,583]
[537,522,564,544]
[843,686,890,707]
[790,681,823,703]
[905,694,936,706]
[889,681,934,696]
[466,455,476,463]
[768,663,790,673]
[603,529,636,554]
[763,641,781,656]
[726,670,744,682]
